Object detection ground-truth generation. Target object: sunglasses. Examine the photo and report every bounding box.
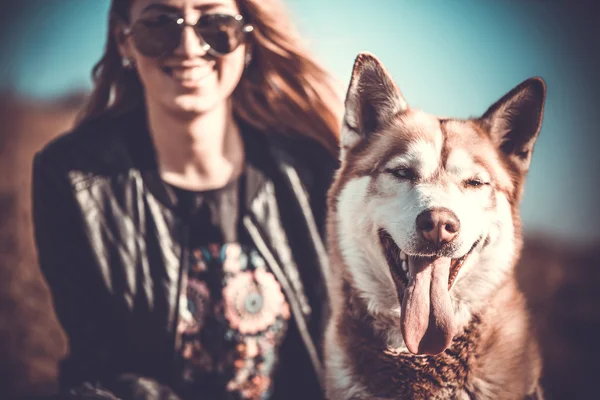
[123,13,254,58]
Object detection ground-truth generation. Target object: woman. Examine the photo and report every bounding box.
[32,0,341,398]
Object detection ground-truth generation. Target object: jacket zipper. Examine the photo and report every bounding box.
[243,215,324,390]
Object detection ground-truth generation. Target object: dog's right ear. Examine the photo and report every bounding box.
[342,53,408,158]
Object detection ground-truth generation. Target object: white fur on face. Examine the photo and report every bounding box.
[446,149,491,183]
[386,140,440,180]
[375,145,495,258]
[337,177,400,314]
[451,191,516,327]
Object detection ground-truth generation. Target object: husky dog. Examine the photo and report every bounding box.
[324,53,546,400]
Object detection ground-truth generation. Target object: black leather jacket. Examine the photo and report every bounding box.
[32,111,337,399]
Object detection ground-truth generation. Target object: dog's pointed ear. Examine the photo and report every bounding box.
[341,53,408,157]
[480,77,546,175]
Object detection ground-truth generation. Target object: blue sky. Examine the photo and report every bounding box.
[1,1,598,244]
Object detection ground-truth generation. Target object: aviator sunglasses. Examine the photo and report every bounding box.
[123,13,254,58]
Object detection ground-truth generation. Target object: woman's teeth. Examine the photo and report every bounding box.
[163,66,213,81]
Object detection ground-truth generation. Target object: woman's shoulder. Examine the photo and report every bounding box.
[35,111,141,174]
[257,130,340,200]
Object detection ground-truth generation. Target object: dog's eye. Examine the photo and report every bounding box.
[465,179,488,188]
[385,167,415,181]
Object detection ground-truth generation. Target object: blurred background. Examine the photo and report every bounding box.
[0,0,598,398]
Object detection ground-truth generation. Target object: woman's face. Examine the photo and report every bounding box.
[121,0,247,116]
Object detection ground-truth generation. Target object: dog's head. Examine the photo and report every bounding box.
[333,53,545,355]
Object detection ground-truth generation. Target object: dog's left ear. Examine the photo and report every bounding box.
[341,53,408,158]
[480,77,546,176]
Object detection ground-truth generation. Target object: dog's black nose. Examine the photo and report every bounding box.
[416,208,460,246]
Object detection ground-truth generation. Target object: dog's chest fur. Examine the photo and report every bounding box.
[339,281,481,399]
[329,277,541,400]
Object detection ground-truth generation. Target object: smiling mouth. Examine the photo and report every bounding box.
[378,229,479,293]
[161,65,215,83]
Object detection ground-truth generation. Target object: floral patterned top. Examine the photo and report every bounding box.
[171,178,290,400]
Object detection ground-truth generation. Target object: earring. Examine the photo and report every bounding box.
[122,57,134,69]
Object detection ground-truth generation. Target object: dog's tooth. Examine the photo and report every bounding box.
[401,260,408,273]
[400,251,407,261]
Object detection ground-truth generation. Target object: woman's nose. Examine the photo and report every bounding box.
[174,24,209,57]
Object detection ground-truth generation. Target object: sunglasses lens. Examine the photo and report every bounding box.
[195,14,245,55]
[132,15,181,58]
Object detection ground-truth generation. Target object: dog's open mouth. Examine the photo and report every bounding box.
[378,229,479,356]
[378,230,478,293]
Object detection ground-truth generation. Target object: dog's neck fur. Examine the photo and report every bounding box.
[339,275,483,399]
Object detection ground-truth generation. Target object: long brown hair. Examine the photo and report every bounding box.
[79,0,342,154]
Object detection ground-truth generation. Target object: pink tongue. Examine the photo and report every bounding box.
[400,256,456,355]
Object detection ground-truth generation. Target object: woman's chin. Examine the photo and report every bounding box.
[166,94,224,116]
